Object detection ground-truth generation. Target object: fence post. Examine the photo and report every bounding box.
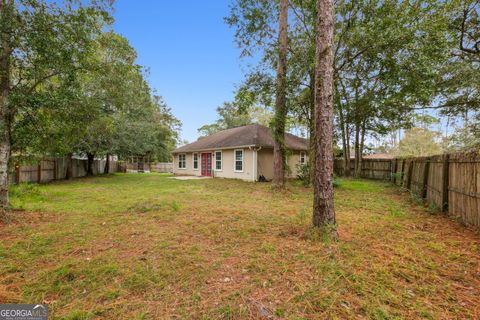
[53,159,57,180]
[407,159,414,190]
[37,162,42,183]
[390,159,397,184]
[400,159,405,186]
[442,154,450,212]
[422,157,430,199]
[392,159,397,183]
[15,164,20,184]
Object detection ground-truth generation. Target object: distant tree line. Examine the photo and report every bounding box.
[0,0,181,207]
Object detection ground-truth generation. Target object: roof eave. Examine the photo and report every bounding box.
[172,144,258,154]
[172,144,308,153]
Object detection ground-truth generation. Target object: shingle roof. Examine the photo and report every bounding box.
[173,124,308,153]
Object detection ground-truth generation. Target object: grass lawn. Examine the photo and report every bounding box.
[0,173,479,319]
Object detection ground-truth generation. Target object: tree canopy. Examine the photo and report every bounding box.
[197,100,272,138]
[10,14,180,163]
[393,128,444,158]
[0,0,180,206]
[225,0,480,168]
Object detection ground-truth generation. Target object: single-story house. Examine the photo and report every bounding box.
[172,124,308,181]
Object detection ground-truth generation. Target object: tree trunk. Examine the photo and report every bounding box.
[0,0,13,209]
[354,122,361,177]
[312,0,337,237]
[345,124,351,177]
[358,120,366,178]
[104,153,110,174]
[0,104,10,209]
[272,0,288,188]
[86,153,94,176]
[338,104,350,177]
[138,156,144,172]
[65,153,73,179]
[308,70,316,185]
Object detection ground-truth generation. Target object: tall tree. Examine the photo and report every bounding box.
[333,0,453,177]
[438,1,479,125]
[0,0,110,207]
[13,29,181,170]
[312,0,337,237]
[227,0,457,180]
[272,0,289,187]
[0,0,13,208]
[226,0,317,183]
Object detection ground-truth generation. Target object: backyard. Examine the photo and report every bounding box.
[0,173,479,319]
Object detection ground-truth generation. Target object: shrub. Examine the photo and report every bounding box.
[333,174,342,188]
[297,164,342,188]
[296,163,310,186]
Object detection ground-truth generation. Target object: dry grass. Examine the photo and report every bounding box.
[0,173,479,319]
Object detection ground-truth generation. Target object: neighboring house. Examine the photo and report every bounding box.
[172,124,308,181]
[349,153,394,160]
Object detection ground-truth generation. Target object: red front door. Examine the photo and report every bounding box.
[201,153,212,176]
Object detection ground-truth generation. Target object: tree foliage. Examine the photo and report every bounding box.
[393,128,444,158]
[226,0,479,176]
[0,0,180,206]
[197,100,272,137]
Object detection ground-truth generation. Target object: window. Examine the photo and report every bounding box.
[193,153,198,170]
[215,151,222,171]
[234,149,244,172]
[178,154,186,169]
[300,152,306,164]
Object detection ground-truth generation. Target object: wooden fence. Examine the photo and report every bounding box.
[122,162,173,173]
[10,157,119,184]
[150,162,173,173]
[334,151,480,228]
[334,158,393,180]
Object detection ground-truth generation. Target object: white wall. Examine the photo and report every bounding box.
[173,149,254,181]
[213,149,254,181]
[172,153,201,176]
[173,148,307,181]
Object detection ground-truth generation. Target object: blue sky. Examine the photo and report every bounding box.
[113,0,245,143]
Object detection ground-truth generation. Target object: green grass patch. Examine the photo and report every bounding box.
[0,174,478,319]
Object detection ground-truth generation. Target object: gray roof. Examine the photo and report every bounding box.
[173,124,308,153]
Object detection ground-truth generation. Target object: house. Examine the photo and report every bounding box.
[349,153,394,160]
[172,124,308,181]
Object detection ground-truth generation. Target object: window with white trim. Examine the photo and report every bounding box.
[215,151,222,171]
[300,152,306,164]
[193,153,198,170]
[234,149,244,172]
[178,154,186,169]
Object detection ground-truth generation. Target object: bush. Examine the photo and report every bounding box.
[297,164,342,188]
[296,163,311,186]
[333,174,342,188]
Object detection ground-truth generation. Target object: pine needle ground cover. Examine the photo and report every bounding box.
[0,174,479,319]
